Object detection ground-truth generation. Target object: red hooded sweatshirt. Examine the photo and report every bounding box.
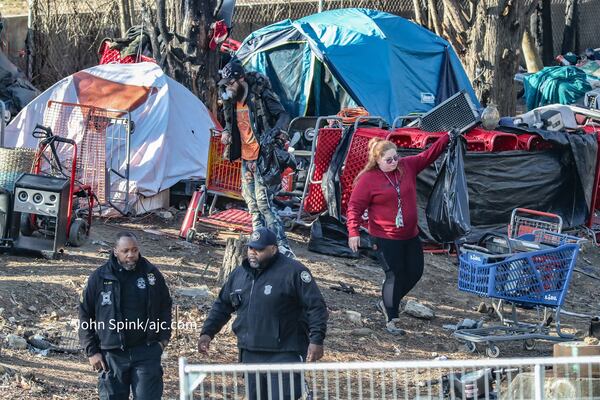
[347,133,449,240]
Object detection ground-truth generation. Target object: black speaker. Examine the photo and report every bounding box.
[10,173,70,258]
[420,90,480,134]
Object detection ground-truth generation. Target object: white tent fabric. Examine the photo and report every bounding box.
[4,62,215,206]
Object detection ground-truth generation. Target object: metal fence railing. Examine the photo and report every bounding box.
[179,355,600,399]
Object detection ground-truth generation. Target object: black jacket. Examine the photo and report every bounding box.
[222,72,292,189]
[223,72,289,161]
[78,254,172,357]
[201,253,328,353]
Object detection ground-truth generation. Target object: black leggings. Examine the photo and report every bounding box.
[374,236,424,321]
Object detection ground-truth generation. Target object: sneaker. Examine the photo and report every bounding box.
[386,319,406,336]
[279,245,296,259]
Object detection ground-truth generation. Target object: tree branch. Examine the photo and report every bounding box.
[442,0,469,33]
[427,0,442,36]
[413,0,425,26]
[142,1,163,65]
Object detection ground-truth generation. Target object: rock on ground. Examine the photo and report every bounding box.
[403,300,435,320]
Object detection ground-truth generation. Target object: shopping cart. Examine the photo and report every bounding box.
[453,227,582,358]
[508,208,563,238]
[180,129,294,240]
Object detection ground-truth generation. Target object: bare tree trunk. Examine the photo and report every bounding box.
[522,28,543,73]
[561,0,579,54]
[540,0,554,65]
[219,235,248,284]
[128,0,136,26]
[117,0,132,36]
[415,0,534,114]
[144,0,220,112]
[463,0,529,113]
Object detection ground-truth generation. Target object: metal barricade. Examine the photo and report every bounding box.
[42,101,131,214]
[180,355,600,400]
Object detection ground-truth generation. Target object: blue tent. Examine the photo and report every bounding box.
[236,8,479,124]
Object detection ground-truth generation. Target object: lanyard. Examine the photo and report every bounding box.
[382,170,400,197]
[381,170,404,228]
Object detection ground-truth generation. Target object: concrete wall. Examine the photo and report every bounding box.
[1,15,28,72]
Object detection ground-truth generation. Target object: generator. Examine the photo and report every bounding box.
[9,173,71,258]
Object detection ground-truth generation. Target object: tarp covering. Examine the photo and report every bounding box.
[523,66,592,111]
[416,130,597,242]
[4,62,215,203]
[236,8,479,123]
[313,127,596,254]
[0,50,39,118]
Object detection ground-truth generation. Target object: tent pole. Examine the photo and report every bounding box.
[318,0,323,12]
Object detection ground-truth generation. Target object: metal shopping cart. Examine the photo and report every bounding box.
[453,214,582,357]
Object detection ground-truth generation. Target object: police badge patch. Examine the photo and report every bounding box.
[101,291,112,306]
[137,277,146,289]
[264,285,272,295]
[300,271,312,283]
[147,273,156,286]
[251,231,261,241]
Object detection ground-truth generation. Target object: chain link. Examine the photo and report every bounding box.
[26,0,600,90]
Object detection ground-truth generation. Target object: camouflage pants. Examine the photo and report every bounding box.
[241,160,289,248]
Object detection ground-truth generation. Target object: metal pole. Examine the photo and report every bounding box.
[533,363,544,400]
[27,0,34,81]
[179,357,188,400]
[318,0,323,12]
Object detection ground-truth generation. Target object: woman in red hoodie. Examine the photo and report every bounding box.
[347,134,449,334]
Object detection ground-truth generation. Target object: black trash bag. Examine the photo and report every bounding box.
[425,132,471,242]
[307,215,372,258]
[256,128,297,191]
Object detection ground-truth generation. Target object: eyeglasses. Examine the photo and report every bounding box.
[382,155,399,164]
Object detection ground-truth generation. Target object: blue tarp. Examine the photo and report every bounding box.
[523,66,593,111]
[236,8,479,123]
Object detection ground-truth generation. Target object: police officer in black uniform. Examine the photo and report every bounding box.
[79,231,172,400]
[198,227,328,400]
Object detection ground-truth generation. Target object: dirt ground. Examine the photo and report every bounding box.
[1,212,599,399]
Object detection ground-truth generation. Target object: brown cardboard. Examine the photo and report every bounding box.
[553,341,600,378]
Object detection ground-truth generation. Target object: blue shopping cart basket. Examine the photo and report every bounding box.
[458,231,580,308]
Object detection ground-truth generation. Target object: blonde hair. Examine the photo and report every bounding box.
[354,138,400,184]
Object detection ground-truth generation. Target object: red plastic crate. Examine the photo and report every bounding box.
[464,127,518,152]
[98,40,155,65]
[387,128,445,149]
[516,133,555,151]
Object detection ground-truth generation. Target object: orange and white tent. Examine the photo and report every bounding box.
[5,62,216,207]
